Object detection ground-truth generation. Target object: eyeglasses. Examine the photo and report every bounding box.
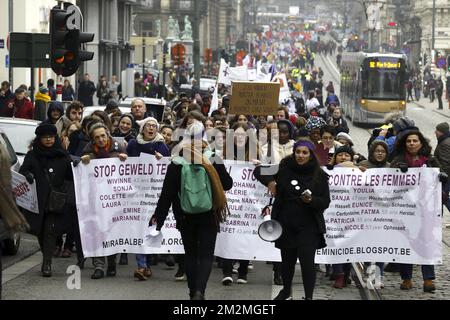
[41,135,56,140]
[144,124,157,128]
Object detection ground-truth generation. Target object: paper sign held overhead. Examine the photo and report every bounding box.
[230,82,279,116]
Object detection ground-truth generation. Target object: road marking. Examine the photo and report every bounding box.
[2,251,42,285]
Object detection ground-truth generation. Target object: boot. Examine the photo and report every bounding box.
[273,271,283,286]
[333,273,345,289]
[273,288,293,300]
[400,279,412,290]
[423,280,436,293]
[41,261,52,277]
[91,269,104,279]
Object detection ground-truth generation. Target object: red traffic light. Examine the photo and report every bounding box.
[388,22,397,27]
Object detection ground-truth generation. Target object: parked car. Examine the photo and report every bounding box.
[119,97,167,122]
[0,117,40,165]
[0,128,22,255]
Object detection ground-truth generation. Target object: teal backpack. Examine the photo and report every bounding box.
[173,152,213,214]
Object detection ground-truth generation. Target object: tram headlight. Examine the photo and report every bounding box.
[361,99,367,106]
[400,101,406,106]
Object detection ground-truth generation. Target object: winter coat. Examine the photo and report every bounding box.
[68,130,90,157]
[19,141,73,235]
[0,89,14,117]
[154,155,233,232]
[62,86,75,101]
[126,136,170,157]
[77,80,96,107]
[254,156,330,249]
[329,117,349,134]
[33,92,51,121]
[434,133,450,176]
[82,137,126,160]
[3,97,34,119]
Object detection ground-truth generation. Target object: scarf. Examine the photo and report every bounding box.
[180,141,228,225]
[32,138,68,166]
[405,153,428,168]
[136,132,165,145]
[93,140,112,159]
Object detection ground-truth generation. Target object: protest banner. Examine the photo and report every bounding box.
[11,170,38,214]
[72,155,184,257]
[230,82,280,116]
[316,167,442,264]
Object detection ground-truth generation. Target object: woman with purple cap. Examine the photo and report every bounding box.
[254,138,330,300]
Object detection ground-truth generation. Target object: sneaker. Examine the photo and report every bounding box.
[134,268,148,281]
[174,268,185,281]
[375,276,385,289]
[237,274,247,284]
[222,276,233,286]
[247,261,254,271]
[273,288,293,300]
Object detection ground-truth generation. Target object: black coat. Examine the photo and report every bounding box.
[254,156,330,249]
[77,80,96,107]
[154,156,233,232]
[19,144,73,235]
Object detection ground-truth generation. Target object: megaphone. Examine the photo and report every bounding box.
[258,215,283,242]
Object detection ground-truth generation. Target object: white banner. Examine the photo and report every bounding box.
[72,155,184,257]
[214,161,281,261]
[316,168,442,264]
[11,170,39,214]
[218,59,249,86]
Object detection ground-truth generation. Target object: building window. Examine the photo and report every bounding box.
[171,0,192,11]
[141,21,153,37]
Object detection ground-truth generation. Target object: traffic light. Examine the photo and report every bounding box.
[171,44,185,66]
[50,5,94,77]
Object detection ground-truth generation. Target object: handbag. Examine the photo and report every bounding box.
[44,169,67,214]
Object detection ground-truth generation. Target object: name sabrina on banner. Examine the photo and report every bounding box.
[72,156,442,264]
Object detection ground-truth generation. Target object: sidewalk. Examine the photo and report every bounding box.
[410,96,450,120]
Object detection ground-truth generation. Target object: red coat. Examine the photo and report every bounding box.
[4,98,34,119]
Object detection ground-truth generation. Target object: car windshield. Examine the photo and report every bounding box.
[0,122,36,155]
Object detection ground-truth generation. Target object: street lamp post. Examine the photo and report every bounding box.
[432,0,436,50]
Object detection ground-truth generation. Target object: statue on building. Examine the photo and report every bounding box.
[155,19,161,38]
[174,17,180,39]
[182,16,192,40]
[167,16,176,38]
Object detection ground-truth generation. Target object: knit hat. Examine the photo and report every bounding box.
[136,117,159,133]
[39,86,49,94]
[392,117,415,134]
[436,122,449,134]
[35,123,57,137]
[105,100,119,112]
[336,132,354,147]
[334,145,355,159]
[305,116,326,131]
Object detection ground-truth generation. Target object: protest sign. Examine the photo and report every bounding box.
[230,82,280,116]
[11,170,38,214]
[316,167,442,264]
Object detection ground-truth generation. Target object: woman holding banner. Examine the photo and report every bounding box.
[254,138,330,300]
[19,123,73,277]
[390,130,443,293]
[80,122,128,279]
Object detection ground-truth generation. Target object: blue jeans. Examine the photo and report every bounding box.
[400,264,435,280]
[136,254,152,268]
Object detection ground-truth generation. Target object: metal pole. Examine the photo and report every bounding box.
[162,42,167,99]
[193,0,201,82]
[142,38,146,77]
[8,0,13,87]
[432,0,436,50]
